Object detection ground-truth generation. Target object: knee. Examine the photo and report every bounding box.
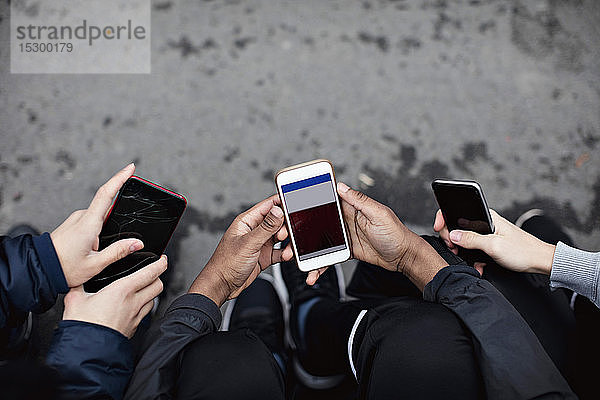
[177,330,284,400]
[379,302,475,370]
[359,302,483,399]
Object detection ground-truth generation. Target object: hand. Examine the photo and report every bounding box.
[62,255,167,338]
[433,209,555,275]
[189,195,293,307]
[308,182,447,291]
[51,164,144,287]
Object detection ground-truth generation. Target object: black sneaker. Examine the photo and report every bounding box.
[276,260,344,307]
[224,276,286,370]
[515,209,574,246]
[273,260,346,389]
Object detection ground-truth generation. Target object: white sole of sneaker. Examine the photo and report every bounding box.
[515,208,544,228]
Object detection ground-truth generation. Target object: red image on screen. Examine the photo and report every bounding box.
[289,202,345,259]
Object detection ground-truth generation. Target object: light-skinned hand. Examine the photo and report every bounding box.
[433,209,555,275]
[62,255,167,338]
[51,163,144,287]
[189,195,293,307]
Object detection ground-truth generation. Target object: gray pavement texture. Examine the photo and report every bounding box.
[1,0,599,311]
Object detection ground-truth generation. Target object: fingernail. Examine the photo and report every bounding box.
[338,182,350,193]
[450,231,462,242]
[126,162,135,169]
[129,240,143,252]
[271,206,283,218]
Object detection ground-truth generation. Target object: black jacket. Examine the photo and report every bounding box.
[423,236,576,399]
[126,236,576,399]
[124,294,221,399]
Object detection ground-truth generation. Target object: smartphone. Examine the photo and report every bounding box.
[431,179,494,264]
[276,160,350,272]
[83,176,187,293]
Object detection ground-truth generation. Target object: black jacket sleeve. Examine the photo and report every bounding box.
[124,293,222,399]
[423,236,576,399]
[0,233,69,350]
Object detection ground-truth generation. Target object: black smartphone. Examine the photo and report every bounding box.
[431,179,494,265]
[83,176,187,293]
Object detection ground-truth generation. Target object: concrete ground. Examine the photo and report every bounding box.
[1,0,599,312]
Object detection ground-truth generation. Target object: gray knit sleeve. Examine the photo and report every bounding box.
[550,241,600,308]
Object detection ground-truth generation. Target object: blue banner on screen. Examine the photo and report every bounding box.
[282,173,346,261]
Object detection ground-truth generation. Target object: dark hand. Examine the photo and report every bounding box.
[308,182,447,291]
[189,195,293,307]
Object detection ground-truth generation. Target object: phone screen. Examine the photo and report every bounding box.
[433,182,493,235]
[84,177,186,292]
[282,173,346,261]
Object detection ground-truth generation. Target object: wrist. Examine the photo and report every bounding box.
[188,265,230,307]
[399,235,448,292]
[528,241,555,275]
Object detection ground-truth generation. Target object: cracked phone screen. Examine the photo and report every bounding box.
[83,177,186,292]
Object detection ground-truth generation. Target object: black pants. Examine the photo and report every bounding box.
[347,261,576,372]
[176,330,285,400]
[300,297,484,400]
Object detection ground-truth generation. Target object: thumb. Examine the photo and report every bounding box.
[449,230,489,252]
[246,206,284,249]
[337,182,380,220]
[433,209,445,232]
[94,238,144,268]
[63,285,85,310]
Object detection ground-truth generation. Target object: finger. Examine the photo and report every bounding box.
[123,255,168,292]
[237,196,279,230]
[474,262,486,276]
[439,226,455,250]
[339,197,360,231]
[245,206,285,249]
[337,182,382,221]
[276,225,288,242]
[306,267,328,285]
[93,238,144,268]
[271,245,294,263]
[271,193,282,206]
[136,278,164,305]
[64,285,85,306]
[282,245,293,261]
[86,164,135,222]
[63,285,86,317]
[433,210,445,232]
[267,248,286,266]
[449,230,489,252]
[135,299,155,323]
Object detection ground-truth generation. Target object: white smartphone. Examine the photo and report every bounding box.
[276,159,351,272]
